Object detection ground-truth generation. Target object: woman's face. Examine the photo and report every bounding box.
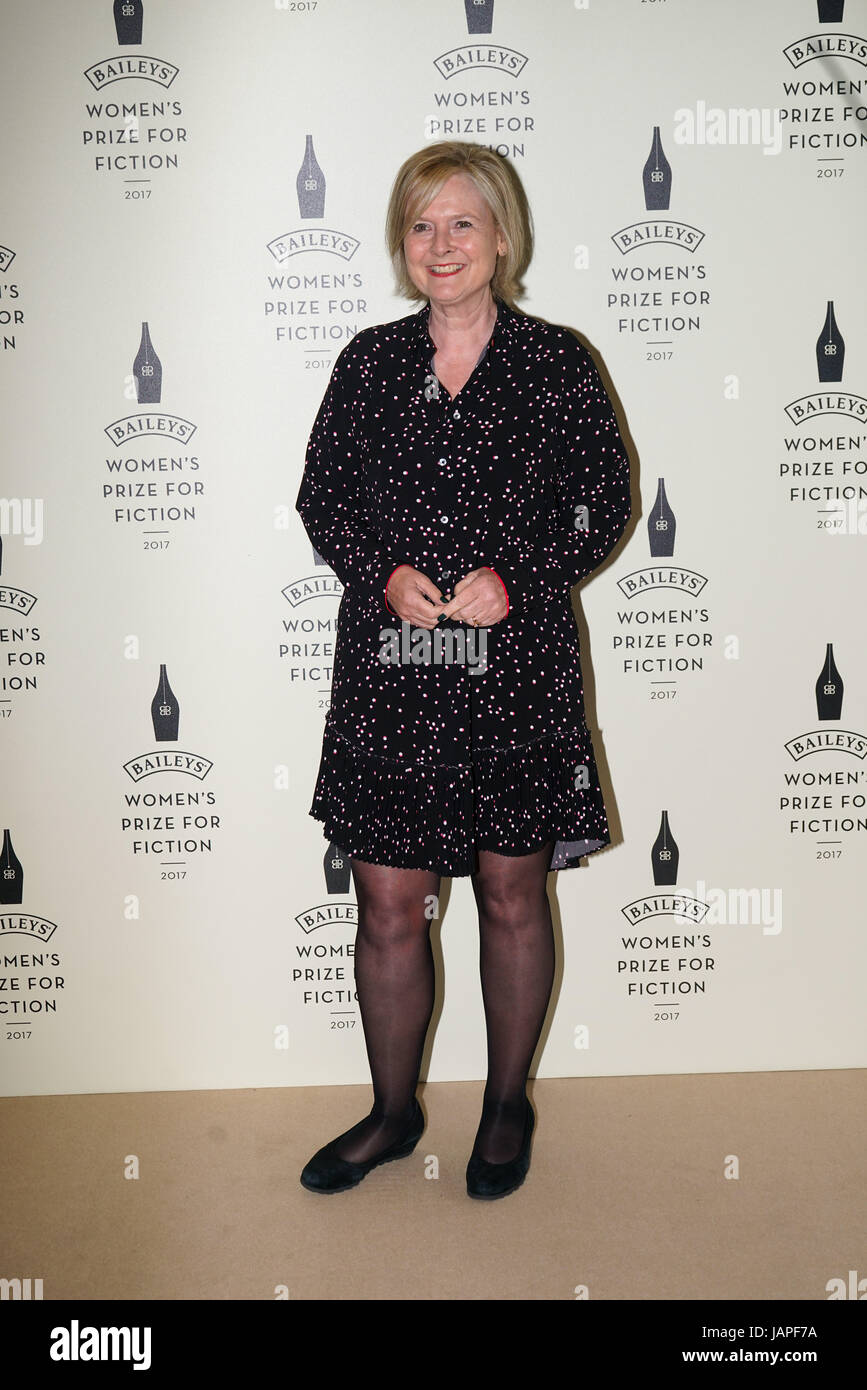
[403,172,506,311]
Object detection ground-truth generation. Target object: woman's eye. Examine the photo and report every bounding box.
[411,223,429,233]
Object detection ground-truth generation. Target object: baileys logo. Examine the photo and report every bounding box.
[783,0,867,67]
[433,0,527,78]
[105,321,197,444]
[290,851,359,1013]
[282,573,343,608]
[294,901,357,934]
[123,664,213,781]
[267,134,360,264]
[0,583,37,618]
[84,2,178,90]
[620,810,710,925]
[0,830,63,1028]
[85,57,179,89]
[784,301,867,426]
[434,47,528,78]
[617,479,708,599]
[784,643,867,761]
[611,127,705,255]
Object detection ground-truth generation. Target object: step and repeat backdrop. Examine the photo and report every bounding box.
[1,0,865,1097]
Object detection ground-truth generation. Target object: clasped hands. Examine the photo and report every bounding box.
[385,564,508,630]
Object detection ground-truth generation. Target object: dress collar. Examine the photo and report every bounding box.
[410,296,521,363]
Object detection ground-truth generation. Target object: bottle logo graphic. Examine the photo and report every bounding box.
[151,663,180,741]
[619,811,708,925]
[267,136,361,264]
[611,131,704,255]
[123,662,212,780]
[642,126,672,211]
[133,321,162,404]
[85,7,179,90]
[465,0,494,34]
[296,135,326,219]
[816,301,844,383]
[106,323,195,445]
[0,828,24,905]
[113,0,144,45]
[784,643,866,761]
[784,301,864,425]
[815,643,844,720]
[324,841,351,895]
[817,0,845,21]
[647,477,676,558]
[617,483,708,599]
[650,810,679,886]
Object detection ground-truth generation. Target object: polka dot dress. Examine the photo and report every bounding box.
[295,299,632,875]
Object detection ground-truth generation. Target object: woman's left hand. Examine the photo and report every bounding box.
[437,568,508,627]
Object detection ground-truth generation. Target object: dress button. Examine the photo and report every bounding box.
[440,515,449,524]
[438,457,448,467]
[453,409,461,420]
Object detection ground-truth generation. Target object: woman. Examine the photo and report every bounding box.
[295,142,631,1200]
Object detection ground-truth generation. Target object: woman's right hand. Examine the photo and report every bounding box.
[385,565,446,629]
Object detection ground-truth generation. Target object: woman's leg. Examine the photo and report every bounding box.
[470,840,556,1163]
[328,857,440,1164]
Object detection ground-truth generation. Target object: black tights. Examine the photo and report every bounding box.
[332,842,555,1166]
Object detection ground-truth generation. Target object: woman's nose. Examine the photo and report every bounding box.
[431,226,452,256]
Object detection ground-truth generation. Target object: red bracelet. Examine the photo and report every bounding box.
[482,566,509,617]
[384,564,409,616]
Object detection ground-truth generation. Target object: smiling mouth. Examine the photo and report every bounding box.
[428,264,464,276]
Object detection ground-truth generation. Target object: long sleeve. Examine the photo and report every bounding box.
[490,337,631,617]
[295,336,407,602]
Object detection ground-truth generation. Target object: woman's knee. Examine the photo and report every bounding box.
[355,892,433,949]
[471,851,552,924]
[351,862,439,947]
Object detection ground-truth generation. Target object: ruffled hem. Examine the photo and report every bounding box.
[308,721,613,877]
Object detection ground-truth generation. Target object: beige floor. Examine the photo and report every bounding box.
[1,1069,862,1301]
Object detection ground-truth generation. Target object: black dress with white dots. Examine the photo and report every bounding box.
[295,298,632,875]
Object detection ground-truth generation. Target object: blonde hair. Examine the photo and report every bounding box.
[385,142,533,306]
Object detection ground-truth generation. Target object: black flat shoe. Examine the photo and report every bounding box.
[466,1097,535,1200]
[300,1099,425,1194]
